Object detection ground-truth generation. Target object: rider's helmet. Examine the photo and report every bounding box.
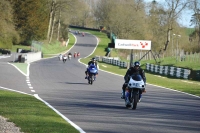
[92,57,96,62]
[134,61,140,67]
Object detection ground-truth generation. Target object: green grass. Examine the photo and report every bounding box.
[10,62,28,75]
[0,90,79,133]
[42,33,75,55]
[11,33,75,56]
[139,56,200,70]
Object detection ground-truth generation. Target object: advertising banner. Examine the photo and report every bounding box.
[115,39,151,50]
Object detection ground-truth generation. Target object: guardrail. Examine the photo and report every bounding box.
[146,63,191,79]
[95,56,198,80]
[95,56,128,68]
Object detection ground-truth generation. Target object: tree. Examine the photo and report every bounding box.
[0,0,19,48]
[189,0,200,50]
[47,0,79,43]
[12,0,49,45]
[160,0,189,53]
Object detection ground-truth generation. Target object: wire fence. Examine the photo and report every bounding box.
[31,40,43,52]
[127,49,200,63]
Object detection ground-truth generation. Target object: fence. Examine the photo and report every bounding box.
[95,56,128,68]
[146,63,191,79]
[31,40,43,52]
[95,56,199,80]
[127,50,200,63]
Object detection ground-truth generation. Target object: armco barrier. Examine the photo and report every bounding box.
[101,56,128,68]
[146,63,191,79]
[98,57,195,80]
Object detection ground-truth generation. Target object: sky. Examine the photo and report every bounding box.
[144,0,193,28]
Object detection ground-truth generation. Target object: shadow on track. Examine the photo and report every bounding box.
[59,82,89,85]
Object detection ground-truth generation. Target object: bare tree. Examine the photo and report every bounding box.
[162,0,190,53]
[47,0,56,41]
[189,0,200,49]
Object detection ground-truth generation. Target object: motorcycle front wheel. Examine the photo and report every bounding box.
[131,94,138,110]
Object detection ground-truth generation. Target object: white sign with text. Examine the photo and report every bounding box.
[115,39,151,50]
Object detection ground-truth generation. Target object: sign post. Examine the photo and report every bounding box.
[115,39,152,68]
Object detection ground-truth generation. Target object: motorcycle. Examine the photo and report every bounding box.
[77,52,80,57]
[68,55,72,60]
[87,65,98,85]
[124,73,145,110]
[82,32,85,37]
[58,54,62,61]
[63,55,67,63]
[74,52,77,58]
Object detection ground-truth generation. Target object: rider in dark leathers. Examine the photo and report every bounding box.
[85,57,98,79]
[121,61,146,101]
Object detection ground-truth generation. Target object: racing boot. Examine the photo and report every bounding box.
[138,94,142,102]
[121,89,125,99]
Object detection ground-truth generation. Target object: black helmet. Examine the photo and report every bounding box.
[134,61,140,67]
[92,57,96,61]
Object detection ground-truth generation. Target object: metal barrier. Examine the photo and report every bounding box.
[100,56,128,68]
[146,63,191,79]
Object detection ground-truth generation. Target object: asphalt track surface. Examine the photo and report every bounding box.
[0,32,200,133]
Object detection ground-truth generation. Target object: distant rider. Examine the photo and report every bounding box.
[74,52,77,58]
[77,52,80,57]
[121,61,146,102]
[68,52,72,56]
[85,57,99,79]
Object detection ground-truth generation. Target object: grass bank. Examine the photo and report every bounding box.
[0,90,79,133]
[11,33,75,59]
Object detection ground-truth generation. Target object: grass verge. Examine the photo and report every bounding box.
[10,62,28,75]
[0,90,79,133]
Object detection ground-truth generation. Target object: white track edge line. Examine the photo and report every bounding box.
[34,94,86,133]
[0,86,32,96]
[8,62,27,77]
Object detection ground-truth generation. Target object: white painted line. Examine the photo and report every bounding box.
[155,75,165,78]
[26,80,29,82]
[29,87,33,89]
[27,81,30,84]
[34,94,86,133]
[0,55,11,59]
[31,90,35,92]
[148,83,200,98]
[27,63,30,76]
[8,62,27,76]
[0,86,32,96]
[102,65,107,67]
[182,81,193,83]
[27,84,31,86]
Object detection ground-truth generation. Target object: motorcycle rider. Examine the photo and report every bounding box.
[68,52,72,60]
[63,54,67,63]
[68,52,72,56]
[121,61,146,102]
[85,57,99,79]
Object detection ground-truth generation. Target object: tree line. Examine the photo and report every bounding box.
[0,0,87,49]
[0,0,200,57]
